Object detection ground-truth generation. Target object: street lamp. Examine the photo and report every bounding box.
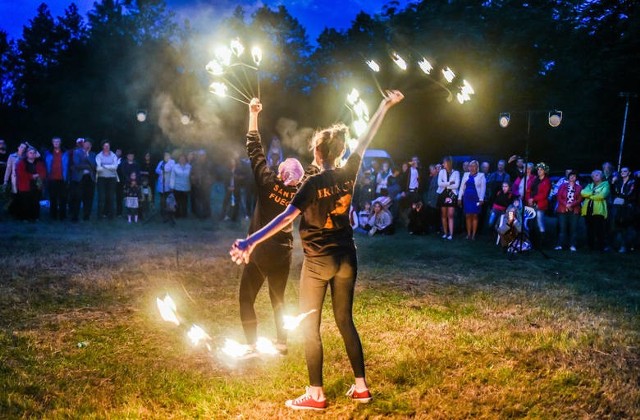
[136,109,147,123]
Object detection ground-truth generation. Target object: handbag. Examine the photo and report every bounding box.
[438,171,457,206]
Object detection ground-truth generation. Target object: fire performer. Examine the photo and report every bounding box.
[238,97,305,358]
[230,90,404,410]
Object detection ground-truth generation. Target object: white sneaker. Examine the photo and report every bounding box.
[619,246,627,253]
[554,246,562,250]
[441,234,447,239]
[447,235,453,240]
[570,246,577,252]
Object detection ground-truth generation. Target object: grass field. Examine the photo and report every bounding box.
[1,217,639,419]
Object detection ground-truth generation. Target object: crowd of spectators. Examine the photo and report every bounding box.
[350,152,639,253]
[1,136,638,253]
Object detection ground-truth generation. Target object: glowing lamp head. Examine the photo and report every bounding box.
[366,60,380,72]
[156,294,179,325]
[251,46,262,66]
[418,58,433,74]
[499,113,511,128]
[442,67,455,83]
[391,52,407,71]
[205,60,224,76]
[209,82,228,97]
[548,110,562,127]
[136,110,147,122]
[180,114,191,125]
[347,88,360,105]
[187,324,209,346]
[230,38,244,57]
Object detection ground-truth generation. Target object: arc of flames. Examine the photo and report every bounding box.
[156,294,180,326]
[283,309,318,331]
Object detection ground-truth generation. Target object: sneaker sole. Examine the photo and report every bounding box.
[353,397,372,403]
[285,401,326,411]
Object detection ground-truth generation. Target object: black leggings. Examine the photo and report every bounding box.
[239,244,292,345]
[299,250,364,386]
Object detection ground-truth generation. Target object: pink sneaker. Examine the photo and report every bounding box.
[285,387,327,411]
[346,384,372,403]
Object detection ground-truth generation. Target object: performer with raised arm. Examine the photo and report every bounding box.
[238,97,305,358]
[230,90,404,410]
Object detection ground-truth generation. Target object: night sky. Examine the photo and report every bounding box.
[0,0,411,42]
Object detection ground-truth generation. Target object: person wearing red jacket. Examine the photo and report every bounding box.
[554,171,583,251]
[527,162,552,246]
[16,147,47,221]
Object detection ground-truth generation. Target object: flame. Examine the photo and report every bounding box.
[205,60,224,76]
[221,338,251,358]
[256,337,278,355]
[156,295,180,326]
[251,46,262,66]
[461,79,474,95]
[282,309,318,331]
[366,60,380,72]
[346,88,360,106]
[215,45,232,66]
[457,80,474,104]
[209,82,228,97]
[187,324,210,346]
[353,120,368,137]
[391,52,407,71]
[418,58,433,74]
[442,67,455,83]
[230,38,244,57]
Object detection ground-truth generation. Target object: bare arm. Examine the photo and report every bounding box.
[230,204,301,264]
[248,97,261,132]
[352,90,404,158]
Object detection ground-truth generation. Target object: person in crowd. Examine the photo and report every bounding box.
[70,139,96,222]
[549,169,576,202]
[480,161,490,176]
[15,146,47,222]
[44,137,69,221]
[611,167,636,253]
[221,157,242,222]
[581,170,610,252]
[190,150,214,219]
[139,175,153,220]
[119,151,140,187]
[554,171,583,251]
[527,163,552,246]
[237,98,305,358]
[230,90,403,411]
[353,169,376,206]
[356,201,372,234]
[424,164,440,234]
[437,155,460,240]
[139,152,154,197]
[458,160,486,240]
[488,182,515,232]
[123,172,142,223]
[170,154,191,218]
[114,148,124,216]
[375,161,393,197]
[95,140,119,220]
[461,161,469,174]
[507,155,525,187]
[486,159,511,206]
[401,156,425,205]
[518,162,535,200]
[387,167,402,221]
[367,197,394,236]
[4,142,27,218]
[497,198,526,250]
[266,136,284,169]
[408,200,428,235]
[155,151,175,219]
[0,139,8,185]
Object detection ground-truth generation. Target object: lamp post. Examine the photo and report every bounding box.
[498,109,562,253]
[617,92,637,173]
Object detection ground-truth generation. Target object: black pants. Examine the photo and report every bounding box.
[239,244,292,345]
[174,190,188,218]
[48,179,67,220]
[585,214,606,251]
[299,250,364,386]
[70,175,94,221]
[97,177,116,219]
[116,181,123,216]
[17,190,41,221]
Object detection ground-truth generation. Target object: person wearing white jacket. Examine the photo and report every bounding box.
[437,156,460,240]
[170,154,191,218]
[458,160,486,240]
[95,140,119,219]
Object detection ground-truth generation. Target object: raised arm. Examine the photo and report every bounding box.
[248,97,262,132]
[352,90,404,158]
[230,204,301,264]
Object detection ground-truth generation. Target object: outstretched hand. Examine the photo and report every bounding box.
[382,90,404,108]
[249,97,262,114]
[230,238,255,265]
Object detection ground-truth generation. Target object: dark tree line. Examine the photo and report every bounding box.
[0,0,638,170]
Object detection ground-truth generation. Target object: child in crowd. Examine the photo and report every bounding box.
[488,182,514,230]
[408,200,428,235]
[124,173,142,223]
[356,201,372,234]
[140,176,153,220]
[367,198,394,236]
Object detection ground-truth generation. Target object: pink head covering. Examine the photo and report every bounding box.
[278,158,304,186]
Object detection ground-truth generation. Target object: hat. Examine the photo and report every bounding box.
[536,162,549,173]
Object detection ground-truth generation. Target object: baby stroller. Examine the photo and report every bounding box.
[496,205,536,257]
